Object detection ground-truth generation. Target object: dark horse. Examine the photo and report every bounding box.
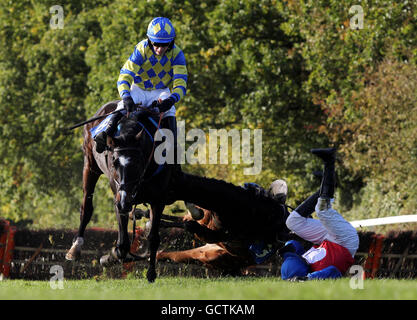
[65,100,178,282]
[66,101,290,282]
[173,173,290,245]
[155,178,292,275]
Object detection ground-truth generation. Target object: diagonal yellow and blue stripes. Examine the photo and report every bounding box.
[117,39,187,103]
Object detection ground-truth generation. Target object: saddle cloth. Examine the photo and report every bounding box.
[90,111,167,178]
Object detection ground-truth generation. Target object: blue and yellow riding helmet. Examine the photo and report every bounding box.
[147,17,176,44]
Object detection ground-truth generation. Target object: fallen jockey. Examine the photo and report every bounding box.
[278,148,359,281]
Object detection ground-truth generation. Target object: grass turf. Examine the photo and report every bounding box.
[1,277,417,300]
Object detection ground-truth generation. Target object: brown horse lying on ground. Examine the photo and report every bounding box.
[155,204,256,275]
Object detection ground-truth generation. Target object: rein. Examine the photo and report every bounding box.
[130,113,163,242]
[136,112,163,187]
[114,112,164,191]
[67,103,160,131]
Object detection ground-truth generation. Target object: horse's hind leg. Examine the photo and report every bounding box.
[147,203,164,283]
[157,244,227,264]
[66,159,101,260]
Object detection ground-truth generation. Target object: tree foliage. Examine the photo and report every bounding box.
[0,0,415,228]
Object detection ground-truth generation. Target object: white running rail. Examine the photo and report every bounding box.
[350,215,417,228]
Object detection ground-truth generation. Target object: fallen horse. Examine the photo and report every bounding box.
[135,180,291,276]
[173,173,290,246]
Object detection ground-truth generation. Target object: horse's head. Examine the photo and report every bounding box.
[109,116,150,214]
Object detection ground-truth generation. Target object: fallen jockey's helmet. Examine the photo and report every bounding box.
[268,179,288,204]
[147,17,176,44]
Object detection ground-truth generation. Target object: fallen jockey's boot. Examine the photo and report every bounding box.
[294,190,320,218]
[311,147,336,165]
[94,111,123,153]
[311,147,336,210]
[277,242,296,257]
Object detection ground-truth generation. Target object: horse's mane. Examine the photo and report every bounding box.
[117,112,162,145]
[117,116,142,145]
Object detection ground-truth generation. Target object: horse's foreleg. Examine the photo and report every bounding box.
[115,206,131,258]
[99,195,132,267]
[147,203,164,283]
[66,161,100,261]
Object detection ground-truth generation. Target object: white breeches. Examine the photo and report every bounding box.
[116,85,176,118]
[286,198,359,257]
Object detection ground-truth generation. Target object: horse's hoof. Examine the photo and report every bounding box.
[100,247,122,267]
[100,254,118,267]
[66,237,84,261]
[65,249,81,261]
[156,251,170,262]
[185,202,204,220]
[147,269,157,283]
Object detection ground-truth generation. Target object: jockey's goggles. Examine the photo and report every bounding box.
[151,41,170,48]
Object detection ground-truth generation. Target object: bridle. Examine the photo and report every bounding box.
[113,145,149,200]
[112,112,164,244]
[112,112,163,209]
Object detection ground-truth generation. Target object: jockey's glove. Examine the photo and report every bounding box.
[157,97,175,113]
[123,96,136,113]
[149,100,160,113]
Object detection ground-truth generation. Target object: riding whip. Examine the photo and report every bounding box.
[67,109,121,131]
[66,103,151,131]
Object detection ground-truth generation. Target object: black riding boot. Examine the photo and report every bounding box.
[94,112,123,153]
[294,190,320,218]
[162,116,181,174]
[311,147,336,210]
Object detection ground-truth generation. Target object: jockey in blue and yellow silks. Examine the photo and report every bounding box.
[95,17,188,169]
[117,39,187,109]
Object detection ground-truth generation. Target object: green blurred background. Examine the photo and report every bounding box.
[0,0,415,230]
